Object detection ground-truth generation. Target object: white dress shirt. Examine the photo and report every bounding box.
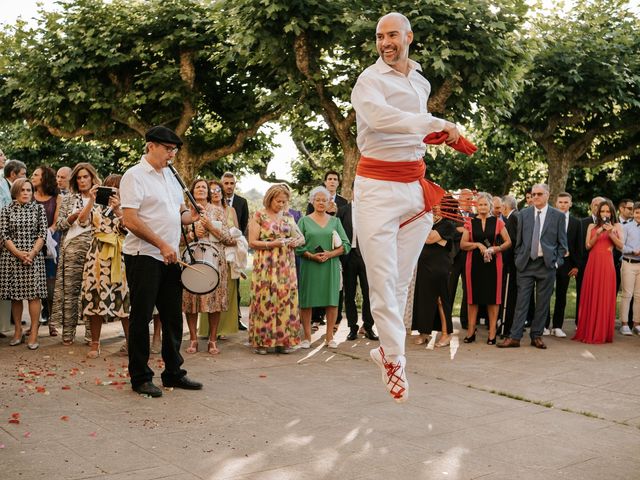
[121,156,183,261]
[351,57,446,161]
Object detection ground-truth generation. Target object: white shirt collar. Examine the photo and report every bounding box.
[373,57,421,76]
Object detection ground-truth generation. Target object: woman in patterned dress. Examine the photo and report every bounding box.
[183,179,235,355]
[81,174,130,358]
[248,184,304,354]
[198,180,243,340]
[31,165,61,335]
[0,178,48,349]
[51,163,101,345]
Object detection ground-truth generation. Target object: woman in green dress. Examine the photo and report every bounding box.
[297,186,350,349]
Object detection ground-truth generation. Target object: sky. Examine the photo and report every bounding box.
[2,0,639,192]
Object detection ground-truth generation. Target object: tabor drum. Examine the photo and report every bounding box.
[180,240,220,294]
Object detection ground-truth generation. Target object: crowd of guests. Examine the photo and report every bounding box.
[1,149,639,363]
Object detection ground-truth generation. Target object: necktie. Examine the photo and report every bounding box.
[226,198,231,206]
[530,210,541,261]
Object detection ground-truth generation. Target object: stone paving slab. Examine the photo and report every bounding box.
[2,313,640,479]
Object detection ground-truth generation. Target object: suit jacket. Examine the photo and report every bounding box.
[502,210,519,272]
[564,215,583,270]
[579,216,595,268]
[514,206,568,272]
[231,194,249,235]
[306,193,347,216]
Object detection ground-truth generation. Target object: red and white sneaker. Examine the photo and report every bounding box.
[369,347,408,403]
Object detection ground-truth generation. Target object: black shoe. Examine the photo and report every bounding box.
[162,376,203,390]
[238,321,247,331]
[487,337,497,345]
[364,329,379,341]
[133,381,162,397]
[463,332,476,343]
[346,329,358,341]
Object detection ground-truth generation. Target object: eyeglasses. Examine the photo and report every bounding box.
[156,142,179,154]
[211,187,221,193]
[531,192,546,197]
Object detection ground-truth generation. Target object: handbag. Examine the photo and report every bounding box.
[45,229,58,262]
[331,229,342,249]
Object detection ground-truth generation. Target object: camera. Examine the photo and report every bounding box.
[95,186,116,206]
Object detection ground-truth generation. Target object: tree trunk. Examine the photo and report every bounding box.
[341,140,360,201]
[546,152,573,203]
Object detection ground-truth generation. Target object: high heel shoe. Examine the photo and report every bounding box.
[463,332,476,343]
[9,333,26,346]
[487,337,497,345]
[86,341,100,359]
[186,340,198,354]
[207,341,220,355]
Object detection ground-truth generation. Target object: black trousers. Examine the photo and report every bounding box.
[546,263,573,329]
[342,251,374,331]
[448,251,467,328]
[499,267,517,337]
[124,254,186,389]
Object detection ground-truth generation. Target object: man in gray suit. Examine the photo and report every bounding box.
[498,184,567,349]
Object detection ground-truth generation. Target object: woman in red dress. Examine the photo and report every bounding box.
[573,199,623,344]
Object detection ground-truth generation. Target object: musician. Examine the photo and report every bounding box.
[120,126,202,398]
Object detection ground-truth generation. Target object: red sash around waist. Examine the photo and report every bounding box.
[356,156,445,227]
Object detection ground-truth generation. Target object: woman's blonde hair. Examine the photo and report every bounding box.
[263,184,291,209]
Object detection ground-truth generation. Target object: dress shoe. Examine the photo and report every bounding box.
[531,337,547,349]
[238,320,248,331]
[486,337,497,345]
[133,381,163,397]
[497,338,520,348]
[162,376,203,390]
[364,329,379,341]
[346,329,358,341]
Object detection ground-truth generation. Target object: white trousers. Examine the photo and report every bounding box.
[353,175,433,356]
[619,261,640,324]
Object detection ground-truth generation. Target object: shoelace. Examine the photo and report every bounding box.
[379,347,406,399]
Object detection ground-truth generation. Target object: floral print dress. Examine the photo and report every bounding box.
[249,210,301,348]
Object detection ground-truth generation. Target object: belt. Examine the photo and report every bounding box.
[622,257,640,264]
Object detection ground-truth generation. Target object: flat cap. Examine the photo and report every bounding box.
[145,126,183,147]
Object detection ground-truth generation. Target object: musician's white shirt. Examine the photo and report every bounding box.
[121,155,183,261]
[351,57,446,161]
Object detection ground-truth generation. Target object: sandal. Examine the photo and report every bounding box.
[49,325,58,337]
[208,341,220,355]
[435,338,451,348]
[86,341,100,359]
[186,340,198,354]
[414,334,430,345]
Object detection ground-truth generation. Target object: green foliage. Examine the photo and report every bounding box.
[0,0,279,178]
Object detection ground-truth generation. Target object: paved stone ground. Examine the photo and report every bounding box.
[1,310,640,479]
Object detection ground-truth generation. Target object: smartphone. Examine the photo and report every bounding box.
[95,186,116,206]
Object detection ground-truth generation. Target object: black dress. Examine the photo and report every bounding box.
[412,219,456,334]
[465,216,504,305]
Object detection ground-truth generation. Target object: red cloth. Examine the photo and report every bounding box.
[572,230,617,344]
[423,132,478,156]
[356,156,445,214]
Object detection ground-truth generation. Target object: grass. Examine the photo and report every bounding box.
[239,270,581,319]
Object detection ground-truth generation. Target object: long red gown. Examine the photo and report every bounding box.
[573,229,617,344]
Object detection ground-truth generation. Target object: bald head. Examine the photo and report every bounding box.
[57,166,72,191]
[377,12,412,32]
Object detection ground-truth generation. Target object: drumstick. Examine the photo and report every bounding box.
[177,260,208,275]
